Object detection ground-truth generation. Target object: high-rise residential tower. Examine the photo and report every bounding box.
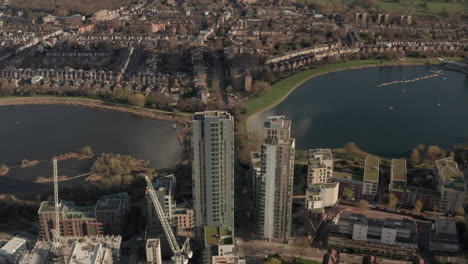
[191,111,235,233]
[256,116,295,243]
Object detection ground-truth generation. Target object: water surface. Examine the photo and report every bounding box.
[248,65,468,157]
[0,105,181,168]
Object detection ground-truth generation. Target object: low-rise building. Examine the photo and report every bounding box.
[203,225,235,264]
[362,157,379,200]
[212,256,246,264]
[306,182,339,214]
[307,149,333,186]
[0,237,27,263]
[18,236,121,264]
[330,171,363,200]
[146,238,162,264]
[429,217,459,255]
[173,208,195,238]
[329,213,418,258]
[435,158,465,214]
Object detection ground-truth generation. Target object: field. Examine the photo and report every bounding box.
[10,0,132,15]
[297,259,321,264]
[377,0,467,16]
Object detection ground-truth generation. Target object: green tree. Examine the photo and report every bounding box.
[80,145,93,156]
[455,207,465,216]
[410,148,420,165]
[343,187,355,199]
[0,163,9,176]
[388,193,398,210]
[357,199,369,210]
[128,94,146,107]
[414,200,423,213]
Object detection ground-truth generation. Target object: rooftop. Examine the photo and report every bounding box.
[263,115,290,130]
[193,111,232,120]
[364,156,379,182]
[331,171,363,181]
[391,159,407,182]
[436,158,464,183]
[308,148,333,161]
[0,237,26,255]
[435,217,457,235]
[205,226,233,246]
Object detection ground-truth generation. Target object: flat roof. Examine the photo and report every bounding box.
[435,217,457,235]
[331,171,363,181]
[193,111,232,120]
[205,226,233,246]
[0,237,26,255]
[391,159,407,182]
[364,156,379,182]
[308,148,333,161]
[436,158,463,183]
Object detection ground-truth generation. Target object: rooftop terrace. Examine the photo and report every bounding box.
[364,156,379,182]
[436,158,464,183]
[391,159,407,182]
[205,226,233,246]
[331,171,363,181]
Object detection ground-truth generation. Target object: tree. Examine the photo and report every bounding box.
[263,255,283,264]
[426,145,446,163]
[455,207,465,216]
[0,163,9,176]
[410,148,420,165]
[414,200,423,213]
[80,146,93,156]
[388,193,398,210]
[357,199,369,210]
[343,187,355,199]
[128,94,146,107]
[252,81,272,94]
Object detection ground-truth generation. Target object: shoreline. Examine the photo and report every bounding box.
[0,96,191,163]
[245,59,443,119]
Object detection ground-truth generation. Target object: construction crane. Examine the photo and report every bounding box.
[145,176,192,264]
[52,159,61,243]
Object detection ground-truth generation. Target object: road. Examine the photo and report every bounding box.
[212,53,228,104]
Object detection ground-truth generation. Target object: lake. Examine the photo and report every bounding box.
[0,105,182,168]
[248,65,468,157]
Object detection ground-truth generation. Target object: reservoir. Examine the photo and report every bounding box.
[0,105,182,168]
[248,65,468,157]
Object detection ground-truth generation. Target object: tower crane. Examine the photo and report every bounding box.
[145,176,193,264]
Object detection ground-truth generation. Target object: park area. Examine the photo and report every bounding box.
[377,0,466,16]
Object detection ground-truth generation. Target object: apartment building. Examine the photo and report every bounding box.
[307,149,333,186]
[256,116,295,243]
[306,182,339,214]
[191,111,235,232]
[430,217,460,254]
[38,201,103,240]
[39,193,129,240]
[435,158,465,214]
[146,175,177,227]
[146,238,163,264]
[362,157,380,200]
[203,225,235,264]
[95,192,129,235]
[329,213,418,258]
[173,208,195,238]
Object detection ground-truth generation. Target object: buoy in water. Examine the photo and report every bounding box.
[389,106,395,110]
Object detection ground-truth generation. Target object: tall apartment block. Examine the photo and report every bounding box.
[362,156,379,201]
[256,116,295,243]
[191,111,235,232]
[307,148,333,186]
[435,158,465,214]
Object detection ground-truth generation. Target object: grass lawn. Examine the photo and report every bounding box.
[377,0,466,16]
[297,259,321,264]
